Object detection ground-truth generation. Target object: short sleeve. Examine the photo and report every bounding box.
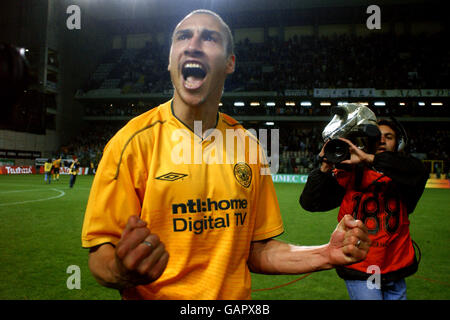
[81,133,147,248]
[251,149,284,241]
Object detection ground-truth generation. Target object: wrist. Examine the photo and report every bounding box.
[99,255,131,290]
[89,243,136,290]
[364,154,375,164]
[297,244,334,272]
[320,243,335,270]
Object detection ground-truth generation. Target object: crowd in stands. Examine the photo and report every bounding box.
[277,126,323,174]
[79,32,448,95]
[80,42,171,95]
[84,102,150,117]
[278,125,450,176]
[73,30,448,175]
[229,33,448,91]
[79,32,448,118]
[58,121,125,169]
[60,120,450,177]
[409,126,450,168]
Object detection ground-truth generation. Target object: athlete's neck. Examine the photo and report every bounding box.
[172,96,219,136]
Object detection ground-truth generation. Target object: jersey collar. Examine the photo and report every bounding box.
[169,100,221,142]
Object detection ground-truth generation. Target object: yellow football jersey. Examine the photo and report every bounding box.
[52,158,61,168]
[44,162,52,173]
[81,100,284,300]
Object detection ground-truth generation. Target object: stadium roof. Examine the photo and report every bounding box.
[87,0,432,20]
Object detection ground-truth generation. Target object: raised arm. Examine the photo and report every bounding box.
[299,142,346,212]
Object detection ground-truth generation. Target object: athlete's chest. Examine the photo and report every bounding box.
[138,136,257,240]
[142,133,256,206]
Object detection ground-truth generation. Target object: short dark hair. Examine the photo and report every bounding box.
[172,9,234,57]
[378,119,399,149]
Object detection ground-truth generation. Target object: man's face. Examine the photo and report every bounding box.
[168,13,235,107]
[376,124,397,153]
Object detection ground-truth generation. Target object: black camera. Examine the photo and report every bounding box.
[322,103,381,164]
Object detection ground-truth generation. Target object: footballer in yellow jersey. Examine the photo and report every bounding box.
[52,157,61,181]
[82,9,370,301]
[83,100,283,299]
[44,159,52,184]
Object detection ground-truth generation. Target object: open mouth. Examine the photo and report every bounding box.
[182,62,207,90]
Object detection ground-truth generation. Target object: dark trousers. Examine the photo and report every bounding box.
[69,175,77,188]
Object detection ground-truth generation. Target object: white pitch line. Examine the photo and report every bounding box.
[0,188,66,207]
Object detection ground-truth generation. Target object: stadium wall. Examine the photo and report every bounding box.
[0,0,60,160]
[0,165,90,176]
[0,130,57,165]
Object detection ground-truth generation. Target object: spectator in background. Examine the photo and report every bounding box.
[44,159,53,184]
[69,158,80,188]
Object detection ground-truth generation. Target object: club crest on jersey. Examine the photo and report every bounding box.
[234,162,252,188]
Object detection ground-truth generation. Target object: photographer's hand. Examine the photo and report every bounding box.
[339,138,375,165]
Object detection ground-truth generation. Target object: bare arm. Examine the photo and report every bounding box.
[248,215,370,275]
[248,240,332,274]
[88,216,169,290]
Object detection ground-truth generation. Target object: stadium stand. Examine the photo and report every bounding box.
[61,118,450,177]
[78,33,449,96]
[72,28,449,176]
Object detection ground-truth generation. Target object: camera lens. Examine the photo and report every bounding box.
[324,139,350,164]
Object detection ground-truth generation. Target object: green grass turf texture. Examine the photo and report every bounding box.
[0,174,449,300]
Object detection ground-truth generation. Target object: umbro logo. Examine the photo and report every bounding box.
[155,172,188,181]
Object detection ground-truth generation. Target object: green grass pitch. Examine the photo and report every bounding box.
[0,174,449,300]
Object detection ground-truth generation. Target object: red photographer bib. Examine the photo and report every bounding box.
[334,167,416,275]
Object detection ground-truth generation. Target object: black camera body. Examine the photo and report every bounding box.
[322,103,381,164]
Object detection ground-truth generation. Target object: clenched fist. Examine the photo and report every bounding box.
[113,216,170,288]
[328,214,371,266]
[88,216,169,290]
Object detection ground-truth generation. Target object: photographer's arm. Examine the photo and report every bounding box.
[372,151,428,187]
[338,138,427,187]
[299,168,346,212]
[372,152,428,213]
[299,143,346,212]
[339,138,428,213]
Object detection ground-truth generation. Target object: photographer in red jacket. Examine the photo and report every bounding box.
[300,119,428,300]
